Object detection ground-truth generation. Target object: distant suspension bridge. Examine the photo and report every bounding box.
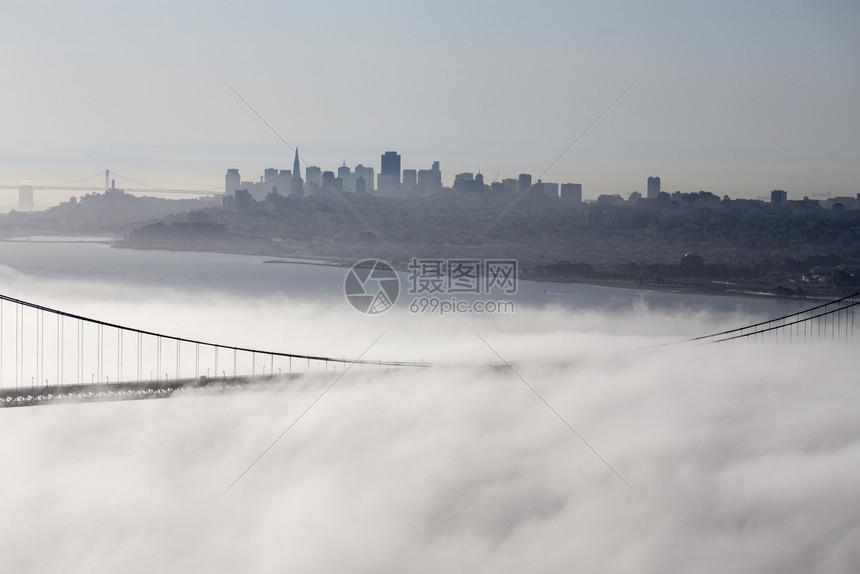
[0,291,857,408]
[3,169,221,200]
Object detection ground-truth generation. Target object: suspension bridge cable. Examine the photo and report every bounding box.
[0,293,427,369]
[685,291,860,343]
[109,171,222,193]
[108,171,173,190]
[703,299,860,344]
[43,171,106,188]
[587,293,860,363]
[474,292,860,368]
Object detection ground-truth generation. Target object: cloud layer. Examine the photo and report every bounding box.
[0,279,858,573]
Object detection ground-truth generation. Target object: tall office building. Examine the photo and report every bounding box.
[278,169,292,194]
[501,178,519,193]
[536,180,558,198]
[518,173,532,193]
[225,169,241,195]
[647,176,661,199]
[417,161,442,193]
[291,149,304,197]
[380,151,401,190]
[263,168,280,196]
[264,168,278,186]
[474,172,485,190]
[560,183,583,202]
[338,163,352,192]
[306,166,323,192]
[378,151,401,196]
[234,188,254,213]
[453,172,478,193]
[322,171,336,188]
[354,164,374,193]
[771,189,787,205]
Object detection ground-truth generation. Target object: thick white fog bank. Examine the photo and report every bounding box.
[1,272,769,365]
[0,278,858,573]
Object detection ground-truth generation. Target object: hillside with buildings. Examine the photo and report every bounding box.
[4,152,859,298]
[125,174,860,298]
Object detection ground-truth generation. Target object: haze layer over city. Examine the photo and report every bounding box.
[1,2,859,573]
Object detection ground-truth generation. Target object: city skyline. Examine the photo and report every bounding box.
[0,1,858,201]
[221,145,856,205]
[5,154,846,213]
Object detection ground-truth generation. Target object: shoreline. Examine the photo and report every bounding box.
[3,234,845,303]
[0,236,116,244]
[108,239,836,304]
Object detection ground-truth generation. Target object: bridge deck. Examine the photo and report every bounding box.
[0,374,302,408]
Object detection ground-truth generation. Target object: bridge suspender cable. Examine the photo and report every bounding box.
[685,291,860,344]
[0,293,426,369]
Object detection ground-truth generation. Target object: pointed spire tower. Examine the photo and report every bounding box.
[291,147,304,197]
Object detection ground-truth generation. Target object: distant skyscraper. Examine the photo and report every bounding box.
[264,168,278,186]
[560,183,582,202]
[417,161,442,193]
[322,171,336,190]
[306,166,323,192]
[453,172,474,193]
[278,169,291,194]
[402,169,417,186]
[538,181,558,198]
[501,178,518,193]
[263,168,279,195]
[474,172,485,190]
[771,189,787,205]
[225,169,241,195]
[647,176,661,199]
[291,148,304,197]
[518,174,532,193]
[354,164,374,193]
[381,151,401,185]
[378,151,401,196]
[234,188,254,213]
[338,163,352,192]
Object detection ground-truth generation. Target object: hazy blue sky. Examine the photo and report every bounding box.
[1,0,858,199]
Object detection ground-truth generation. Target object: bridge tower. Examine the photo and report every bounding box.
[17,184,34,208]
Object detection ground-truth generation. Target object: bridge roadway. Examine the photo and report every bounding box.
[0,373,304,408]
